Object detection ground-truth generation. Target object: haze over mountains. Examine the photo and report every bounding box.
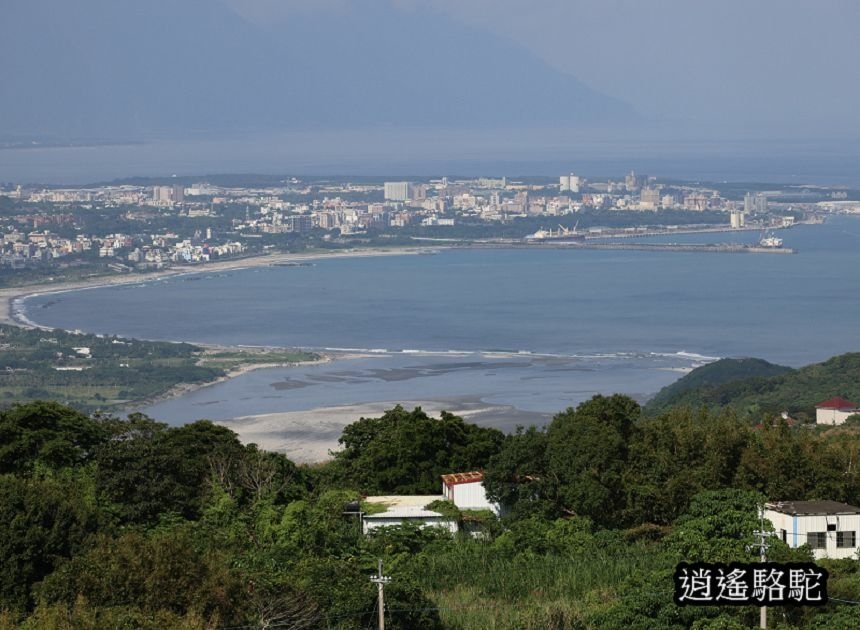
[1,0,632,141]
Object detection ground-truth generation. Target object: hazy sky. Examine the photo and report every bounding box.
[229,0,860,135]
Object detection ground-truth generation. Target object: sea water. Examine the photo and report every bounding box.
[22,216,860,425]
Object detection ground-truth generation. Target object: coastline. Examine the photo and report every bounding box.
[125,355,332,412]
[0,246,428,417]
[0,246,432,329]
[0,242,725,463]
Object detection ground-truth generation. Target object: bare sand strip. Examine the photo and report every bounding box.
[220,400,528,464]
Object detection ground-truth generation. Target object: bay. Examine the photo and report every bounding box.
[22,216,860,429]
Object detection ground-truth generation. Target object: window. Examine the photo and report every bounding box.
[837,531,856,548]
[808,532,827,549]
[827,523,837,532]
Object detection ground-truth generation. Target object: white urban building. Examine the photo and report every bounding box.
[559,173,581,193]
[815,397,860,425]
[383,181,411,201]
[441,471,503,516]
[764,500,860,559]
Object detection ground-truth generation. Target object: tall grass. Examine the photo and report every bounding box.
[394,543,670,628]
[410,543,668,603]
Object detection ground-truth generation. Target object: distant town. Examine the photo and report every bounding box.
[0,172,858,285]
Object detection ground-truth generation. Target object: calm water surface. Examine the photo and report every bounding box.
[23,216,860,424]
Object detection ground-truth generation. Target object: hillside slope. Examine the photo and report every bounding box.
[645,353,860,420]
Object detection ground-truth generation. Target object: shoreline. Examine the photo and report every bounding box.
[0,245,434,330]
[124,355,334,412]
[0,246,431,414]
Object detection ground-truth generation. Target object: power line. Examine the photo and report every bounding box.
[829,596,860,605]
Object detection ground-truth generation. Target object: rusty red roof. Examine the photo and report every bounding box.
[816,396,859,410]
[441,471,484,486]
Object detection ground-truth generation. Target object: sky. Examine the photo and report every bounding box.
[228,0,860,137]
[4,0,860,182]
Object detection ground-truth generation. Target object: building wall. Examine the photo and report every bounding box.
[816,408,857,425]
[362,516,458,535]
[443,481,501,515]
[384,182,410,201]
[765,510,860,559]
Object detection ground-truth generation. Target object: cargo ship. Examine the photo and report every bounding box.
[525,223,585,243]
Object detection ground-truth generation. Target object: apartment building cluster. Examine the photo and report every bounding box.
[0,230,94,268]
[0,226,244,270]
[0,171,830,276]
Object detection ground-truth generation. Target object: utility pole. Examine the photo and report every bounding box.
[752,509,771,629]
[370,559,391,630]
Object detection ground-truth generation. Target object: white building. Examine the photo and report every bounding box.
[764,500,860,559]
[384,182,411,201]
[153,185,184,206]
[730,210,745,228]
[361,495,458,535]
[441,471,503,516]
[815,396,860,425]
[559,173,581,193]
[744,192,768,214]
[360,471,505,534]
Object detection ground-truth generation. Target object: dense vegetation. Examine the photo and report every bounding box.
[645,353,860,420]
[645,357,793,416]
[3,394,860,628]
[0,325,220,411]
[0,325,316,412]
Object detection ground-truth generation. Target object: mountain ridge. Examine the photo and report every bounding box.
[0,0,634,140]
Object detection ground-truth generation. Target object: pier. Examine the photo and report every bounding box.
[566,242,795,254]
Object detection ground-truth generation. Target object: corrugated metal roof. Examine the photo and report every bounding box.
[441,471,484,486]
[766,500,860,516]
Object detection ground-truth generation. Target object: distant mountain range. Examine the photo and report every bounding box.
[1,0,634,141]
[645,354,860,420]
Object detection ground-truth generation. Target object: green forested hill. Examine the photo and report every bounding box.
[645,353,860,420]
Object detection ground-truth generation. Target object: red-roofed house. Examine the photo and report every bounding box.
[816,397,860,426]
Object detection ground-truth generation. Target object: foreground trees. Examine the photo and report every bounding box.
[2,398,860,627]
[330,405,504,494]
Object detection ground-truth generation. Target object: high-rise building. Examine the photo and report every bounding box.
[640,187,661,208]
[411,184,427,201]
[744,192,768,214]
[152,184,185,205]
[625,170,639,191]
[384,182,411,201]
[559,173,581,193]
[285,215,313,233]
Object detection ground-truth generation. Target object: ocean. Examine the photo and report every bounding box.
[21,215,860,427]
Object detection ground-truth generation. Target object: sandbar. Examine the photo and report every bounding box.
[220,399,549,464]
